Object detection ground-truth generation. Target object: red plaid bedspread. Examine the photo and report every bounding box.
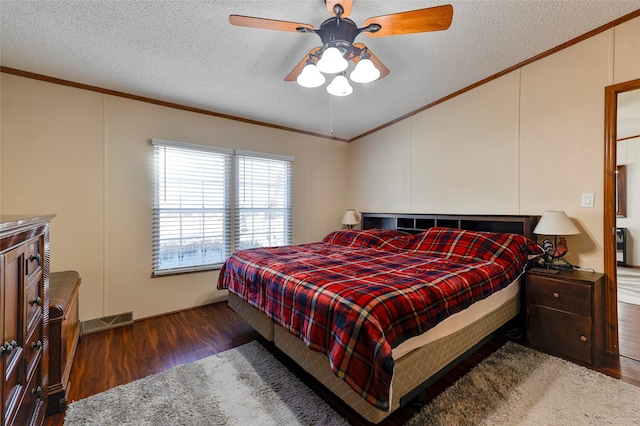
[217,227,536,410]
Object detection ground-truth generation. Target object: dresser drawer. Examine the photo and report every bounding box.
[526,274,591,316]
[528,304,592,364]
[25,273,44,334]
[25,237,42,278]
[2,346,24,426]
[25,321,44,379]
[14,362,43,426]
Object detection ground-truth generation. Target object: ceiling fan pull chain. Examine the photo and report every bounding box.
[330,95,334,135]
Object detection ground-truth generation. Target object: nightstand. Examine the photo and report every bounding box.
[525,269,605,365]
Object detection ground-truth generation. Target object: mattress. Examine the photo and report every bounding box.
[228,276,520,362]
[392,277,521,359]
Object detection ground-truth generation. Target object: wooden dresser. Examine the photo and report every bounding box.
[526,269,605,365]
[1,215,55,426]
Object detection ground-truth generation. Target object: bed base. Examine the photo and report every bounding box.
[228,292,519,424]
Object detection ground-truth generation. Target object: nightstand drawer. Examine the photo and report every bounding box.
[528,305,592,364]
[527,274,591,316]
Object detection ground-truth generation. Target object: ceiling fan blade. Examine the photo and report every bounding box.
[326,0,353,18]
[284,47,323,81]
[229,15,314,32]
[363,4,453,38]
[353,43,390,80]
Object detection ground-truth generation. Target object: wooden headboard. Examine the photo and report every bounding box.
[361,212,538,240]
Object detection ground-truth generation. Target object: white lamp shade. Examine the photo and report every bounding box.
[341,209,360,226]
[317,47,348,74]
[326,74,353,97]
[296,63,325,88]
[350,58,380,83]
[533,211,580,236]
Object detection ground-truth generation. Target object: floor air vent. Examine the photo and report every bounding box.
[82,312,133,335]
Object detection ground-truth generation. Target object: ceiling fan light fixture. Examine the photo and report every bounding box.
[317,46,348,74]
[296,63,325,88]
[350,57,380,83]
[326,74,353,97]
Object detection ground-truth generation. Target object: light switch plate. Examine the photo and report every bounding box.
[581,193,594,208]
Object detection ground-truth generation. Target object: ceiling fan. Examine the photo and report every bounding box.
[229,1,453,96]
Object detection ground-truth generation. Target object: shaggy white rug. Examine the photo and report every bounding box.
[406,341,640,425]
[63,341,348,426]
[64,340,640,426]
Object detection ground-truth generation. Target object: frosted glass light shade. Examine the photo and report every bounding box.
[296,63,325,88]
[350,58,380,83]
[326,74,353,97]
[533,211,580,235]
[317,47,348,74]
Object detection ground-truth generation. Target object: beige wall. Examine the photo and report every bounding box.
[348,16,640,271]
[1,74,348,320]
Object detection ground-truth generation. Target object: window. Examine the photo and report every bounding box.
[152,139,292,275]
[236,152,292,251]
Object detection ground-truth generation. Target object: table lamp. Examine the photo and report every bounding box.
[341,209,360,229]
[533,211,580,271]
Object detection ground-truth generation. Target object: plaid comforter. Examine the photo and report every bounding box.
[217,227,537,410]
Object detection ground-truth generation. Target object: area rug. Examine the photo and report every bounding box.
[63,341,348,426]
[406,341,640,425]
[64,340,640,426]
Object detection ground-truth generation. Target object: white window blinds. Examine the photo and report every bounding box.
[236,153,292,251]
[152,140,232,274]
[152,140,292,276]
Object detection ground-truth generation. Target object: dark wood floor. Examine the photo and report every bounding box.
[45,301,640,426]
[619,301,640,362]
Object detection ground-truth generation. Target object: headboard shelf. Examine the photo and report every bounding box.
[361,212,538,239]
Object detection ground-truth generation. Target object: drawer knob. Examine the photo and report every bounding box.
[29,253,41,266]
[1,340,17,355]
[553,292,560,298]
[580,335,588,342]
[32,386,42,398]
[29,296,42,307]
[32,340,43,350]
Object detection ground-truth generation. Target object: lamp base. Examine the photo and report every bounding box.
[535,255,574,272]
[542,262,574,272]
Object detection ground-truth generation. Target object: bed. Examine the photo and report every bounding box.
[217,213,539,423]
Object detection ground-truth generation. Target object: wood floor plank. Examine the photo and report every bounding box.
[619,301,640,362]
[44,301,640,426]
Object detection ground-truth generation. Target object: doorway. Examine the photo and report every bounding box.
[616,88,640,305]
[605,79,640,362]
[616,88,640,362]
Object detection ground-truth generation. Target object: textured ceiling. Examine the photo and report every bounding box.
[1,1,640,141]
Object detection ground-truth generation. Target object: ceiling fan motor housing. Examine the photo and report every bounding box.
[317,17,361,58]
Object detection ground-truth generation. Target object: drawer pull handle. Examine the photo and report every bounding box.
[580,335,588,342]
[1,340,18,355]
[29,253,41,266]
[553,292,560,298]
[32,340,43,350]
[29,296,42,307]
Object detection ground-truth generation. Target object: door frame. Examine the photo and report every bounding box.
[604,78,640,355]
